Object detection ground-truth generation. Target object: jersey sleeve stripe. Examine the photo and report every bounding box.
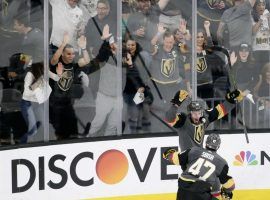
[216,104,228,119]
[171,152,180,165]
[212,193,222,200]
[179,175,196,182]
[166,115,180,127]
[222,178,235,191]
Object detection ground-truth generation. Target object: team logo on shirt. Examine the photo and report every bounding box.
[194,125,204,144]
[161,58,176,78]
[206,0,233,9]
[57,68,74,91]
[207,0,221,9]
[197,56,207,73]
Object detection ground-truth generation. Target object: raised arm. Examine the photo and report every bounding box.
[158,0,170,10]
[217,22,225,45]
[81,24,114,74]
[179,19,191,41]
[207,89,244,123]
[204,20,214,47]
[252,19,263,34]
[151,23,166,46]
[249,0,256,7]
[50,33,69,66]
[77,35,90,67]
[165,90,189,127]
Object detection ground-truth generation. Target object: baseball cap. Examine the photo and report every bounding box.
[239,43,250,52]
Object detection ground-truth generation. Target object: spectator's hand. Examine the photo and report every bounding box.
[63,32,70,45]
[78,35,87,49]
[214,0,225,9]
[204,20,211,31]
[136,26,145,37]
[226,89,244,104]
[56,62,63,76]
[151,44,158,55]
[126,52,132,66]
[137,87,145,93]
[179,18,187,34]
[78,27,85,37]
[8,72,18,78]
[110,43,117,55]
[101,24,112,40]
[157,23,166,34]
[230,51,237,66]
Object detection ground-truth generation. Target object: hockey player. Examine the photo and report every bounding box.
[165,89,244,151]
[163,133,235,200]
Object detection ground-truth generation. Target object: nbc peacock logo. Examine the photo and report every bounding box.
[233,151,258,166]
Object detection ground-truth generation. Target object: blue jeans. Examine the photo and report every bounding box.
[20,100,39,141]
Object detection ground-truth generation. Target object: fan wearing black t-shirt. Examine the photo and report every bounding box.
[49,33,90,140]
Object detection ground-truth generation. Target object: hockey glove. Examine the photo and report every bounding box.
[225,89,243,104]
[163,148,177,161]
[221,187,233,199]
[171,90,189,106]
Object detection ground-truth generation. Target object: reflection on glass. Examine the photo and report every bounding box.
[0,0,269,147]
[123,0,188,134]
[0,0,45,145]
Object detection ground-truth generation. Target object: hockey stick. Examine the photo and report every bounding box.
[150,110,177,132]
[208,45,249,143]
[78,119,91,135]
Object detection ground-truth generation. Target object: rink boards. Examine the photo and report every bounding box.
[87,190,270,200]
[0,133,270,200]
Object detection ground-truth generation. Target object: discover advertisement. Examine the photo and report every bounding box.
[0,133,269,199]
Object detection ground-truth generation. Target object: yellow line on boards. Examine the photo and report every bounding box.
[82,194,174,200]
[234,189,270,200]
[83,189,270,200]
[83,194,176,200]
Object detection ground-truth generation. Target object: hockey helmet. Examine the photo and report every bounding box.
[206,134,221,151]
[187,101,203,112]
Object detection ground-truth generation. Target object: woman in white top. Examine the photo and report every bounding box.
[20,62,60,143]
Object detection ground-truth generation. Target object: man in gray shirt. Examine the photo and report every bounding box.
[13,14,44,63]
[217,0,256,49]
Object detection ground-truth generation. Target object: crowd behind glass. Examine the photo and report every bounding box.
[0,0,269,145]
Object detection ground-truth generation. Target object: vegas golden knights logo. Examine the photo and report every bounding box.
[207,0,219,9]
[57,68,73,91]
[207,0,233,9]
[161,58,176,78]
[194,125,204,144]
[197,56,207,73]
